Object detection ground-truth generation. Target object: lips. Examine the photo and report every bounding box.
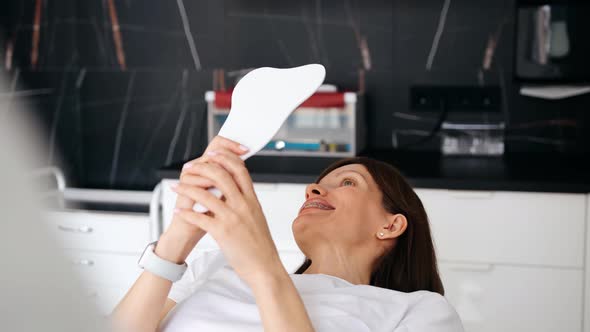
[299,198,335,213]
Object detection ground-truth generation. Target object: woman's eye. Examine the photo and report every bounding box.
[341,179,355,187]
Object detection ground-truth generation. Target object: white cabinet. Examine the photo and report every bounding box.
[83,283,132,316]
[440,262,583,332]
[43,188,157,315]
[63,250,144,287]
[416,189,586,268]
[415,189,587,332]
[44,210,151,254]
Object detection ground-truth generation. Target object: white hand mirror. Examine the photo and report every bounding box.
[193,64,326,212]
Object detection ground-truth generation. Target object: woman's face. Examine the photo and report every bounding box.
[292,163,391,256]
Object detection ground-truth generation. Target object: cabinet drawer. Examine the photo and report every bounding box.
[416,190,586,268]
[44,210,151,253]
[64,250,142,287]
[439,262,583,332]
[83,283,129,316]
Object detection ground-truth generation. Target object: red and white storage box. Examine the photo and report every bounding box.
[205,89,365,157]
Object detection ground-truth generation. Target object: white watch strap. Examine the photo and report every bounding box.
[138,241,187,282]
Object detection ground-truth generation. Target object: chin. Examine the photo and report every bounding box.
[293,211,326,228]
[292,214,310,229]
[292,211,334,240]
[292,212,316,231]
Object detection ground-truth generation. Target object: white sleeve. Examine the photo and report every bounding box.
[167,250,226,304]
[394,293,464,332]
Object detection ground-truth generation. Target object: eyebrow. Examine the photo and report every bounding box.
[326,169,368,184]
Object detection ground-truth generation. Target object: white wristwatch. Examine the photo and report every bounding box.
[138,241,188,282]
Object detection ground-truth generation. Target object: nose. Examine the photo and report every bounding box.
[305,183,327,199]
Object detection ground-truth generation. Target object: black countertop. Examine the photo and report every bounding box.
[158,150,590,194]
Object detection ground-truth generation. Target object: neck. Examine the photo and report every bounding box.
[302,244,373,285]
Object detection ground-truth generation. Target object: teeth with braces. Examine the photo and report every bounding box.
[302,202,333,210]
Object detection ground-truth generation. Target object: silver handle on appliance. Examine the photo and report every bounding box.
[532,5,552,65]
[71,259,94,266]
[58,225,93,233]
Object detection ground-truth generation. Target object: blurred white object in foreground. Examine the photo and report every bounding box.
[0,76,108,331]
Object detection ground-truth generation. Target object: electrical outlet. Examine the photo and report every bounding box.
[410,86,446,111]
[410,86,501,112]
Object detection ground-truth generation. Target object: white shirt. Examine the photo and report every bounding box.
[161,251,464,332]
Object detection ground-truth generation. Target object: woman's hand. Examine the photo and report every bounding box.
[171,150,286,286]
[112,137,250,332]
[156,136,249,263]
[172,137,249,235]
[172,150,316,332]
[173,151,316,332]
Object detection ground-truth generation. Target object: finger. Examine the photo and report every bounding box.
[174,208,216,233]
[207,151,255,198]
[177,146,242,208]
[207,135,250,156]
[182,146,246,170]
[171,183,229,217]
[173,182,196,210]
[183,162,242,203]
[179,173,215,188]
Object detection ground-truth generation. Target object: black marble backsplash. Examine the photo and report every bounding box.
[0,0,588,190]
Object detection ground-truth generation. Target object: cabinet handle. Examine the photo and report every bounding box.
[71,259,94,266]
[58,225,93,233]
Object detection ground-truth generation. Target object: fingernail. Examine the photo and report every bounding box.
[173,208,181,214]
[239,145,249,152]
[170,183,178,190]
[182,162,193,170]
[207,151,218,156]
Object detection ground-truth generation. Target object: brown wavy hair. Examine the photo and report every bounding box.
[295,157,444,295]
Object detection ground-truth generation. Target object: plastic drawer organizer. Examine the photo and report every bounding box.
[206,89,365,157]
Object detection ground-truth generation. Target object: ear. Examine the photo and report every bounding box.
[376,214,408,240]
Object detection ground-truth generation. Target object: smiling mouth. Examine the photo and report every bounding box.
[299,201,335,213]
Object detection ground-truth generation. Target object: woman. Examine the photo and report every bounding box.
[113,137,463,332]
